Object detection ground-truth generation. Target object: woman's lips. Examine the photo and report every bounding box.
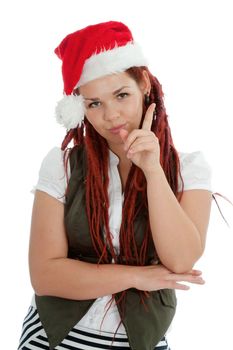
[108,124,126,134]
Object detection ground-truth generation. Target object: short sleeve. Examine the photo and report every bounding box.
[30,147,71,203]
[178,151,212,192]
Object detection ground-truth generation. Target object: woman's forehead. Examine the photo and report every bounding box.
[79,72,137,96]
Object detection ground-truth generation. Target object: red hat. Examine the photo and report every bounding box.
[54,21,148,130]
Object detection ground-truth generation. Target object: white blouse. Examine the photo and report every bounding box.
[30,147,212,334]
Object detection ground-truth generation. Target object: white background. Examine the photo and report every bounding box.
[1,0,233,349]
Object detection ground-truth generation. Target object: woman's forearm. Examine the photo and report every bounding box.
[31,257,206,300]
[31,258,135,300]
[145,166,203,273]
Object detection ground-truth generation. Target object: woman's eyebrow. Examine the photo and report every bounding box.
[84,86,131,101]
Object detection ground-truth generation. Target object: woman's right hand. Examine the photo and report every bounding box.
[133,264,205,291]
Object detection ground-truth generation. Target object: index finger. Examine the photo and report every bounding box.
[142,103,156,131]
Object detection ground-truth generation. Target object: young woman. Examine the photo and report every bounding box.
[18,21,212,350]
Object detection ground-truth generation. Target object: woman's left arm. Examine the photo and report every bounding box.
[120,103,212,273]
[145,168,212,273]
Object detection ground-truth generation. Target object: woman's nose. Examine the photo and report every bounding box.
[103,103,120,121]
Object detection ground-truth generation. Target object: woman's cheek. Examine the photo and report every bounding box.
[85,109,99,126]
[125,100,143,124]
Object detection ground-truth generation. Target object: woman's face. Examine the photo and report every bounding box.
[79,71,150,153]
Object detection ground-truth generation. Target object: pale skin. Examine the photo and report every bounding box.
[29,71,212,300]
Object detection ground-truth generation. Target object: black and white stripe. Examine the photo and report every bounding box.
[18,306,171,350]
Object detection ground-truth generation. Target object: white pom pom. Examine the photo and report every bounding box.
[55,94,86,130]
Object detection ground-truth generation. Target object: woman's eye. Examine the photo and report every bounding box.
[117,92,129,99]
[88,93,128,108]
[88,101,101,108]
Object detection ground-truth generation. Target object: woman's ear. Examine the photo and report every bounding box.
[140,70,151,94]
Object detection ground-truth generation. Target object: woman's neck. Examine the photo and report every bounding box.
[108,143,128,164]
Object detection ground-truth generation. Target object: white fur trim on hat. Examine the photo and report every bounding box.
[75,42,148,88]
[55,94,86,130]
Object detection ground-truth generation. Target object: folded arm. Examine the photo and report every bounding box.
[29,190,206,300]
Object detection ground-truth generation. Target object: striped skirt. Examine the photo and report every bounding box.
[18,305,171,350]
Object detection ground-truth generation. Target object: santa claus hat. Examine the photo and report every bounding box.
[54,21,148,130]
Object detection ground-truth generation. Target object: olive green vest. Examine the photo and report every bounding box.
[35,145,177,350]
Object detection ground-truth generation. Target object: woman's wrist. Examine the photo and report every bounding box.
[144,163,165,181]
[128,265,143,290]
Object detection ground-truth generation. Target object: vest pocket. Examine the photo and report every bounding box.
[158,289,177,308]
